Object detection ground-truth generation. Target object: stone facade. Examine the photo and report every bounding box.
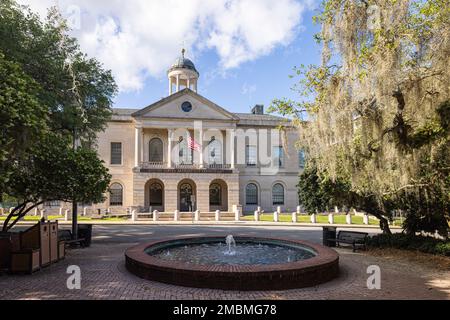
[42,53,303,215]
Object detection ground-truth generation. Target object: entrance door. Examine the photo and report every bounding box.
[180,183,194,212]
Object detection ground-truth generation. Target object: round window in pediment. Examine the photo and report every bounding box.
[181,101,192,112]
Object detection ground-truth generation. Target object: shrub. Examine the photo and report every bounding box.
[367,233,450,256]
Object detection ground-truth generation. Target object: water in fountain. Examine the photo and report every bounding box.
[225,235,236,255]
[150,239,316,266]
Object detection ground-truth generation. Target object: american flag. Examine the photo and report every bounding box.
[188,136,201,151]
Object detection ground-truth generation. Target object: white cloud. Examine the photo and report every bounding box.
[17,0,311,92]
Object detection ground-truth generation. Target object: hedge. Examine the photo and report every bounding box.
[367,233,450,256]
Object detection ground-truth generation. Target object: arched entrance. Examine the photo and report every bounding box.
[178,179,197,212]
[209,179,228,212]
[145,179,165,212]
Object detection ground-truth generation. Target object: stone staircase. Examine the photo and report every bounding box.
[137,212,237,222]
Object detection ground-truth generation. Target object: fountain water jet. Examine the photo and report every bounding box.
[225,235,236,255]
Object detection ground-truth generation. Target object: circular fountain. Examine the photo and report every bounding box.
[125,236,339,291]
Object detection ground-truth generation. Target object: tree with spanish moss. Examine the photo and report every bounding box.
[271,0,450,234]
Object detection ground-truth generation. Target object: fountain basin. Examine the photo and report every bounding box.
[125,236,339,291]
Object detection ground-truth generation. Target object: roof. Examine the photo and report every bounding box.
[233,113,286,121]
[131,88,239,120]
[112,95,292,126]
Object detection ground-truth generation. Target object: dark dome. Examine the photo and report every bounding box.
[168,49,199,74]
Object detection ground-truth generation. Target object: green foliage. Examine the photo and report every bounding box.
[270,0,450,236]
[3,134,111,231]
[0,0,117,143]
[0,51,48,189]
[297,163,352,214]
[367,233,450,256]
[0,1,116,230]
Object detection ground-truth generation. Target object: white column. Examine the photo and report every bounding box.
[134,126,142,167]
[167,129,173,168]
[229,130,235,169]
[176,74,180,92]
[193,80,197,93]
[187,78,191,90]
[140,129,145,163]
[199,127,204,168]
[169,78,172,95]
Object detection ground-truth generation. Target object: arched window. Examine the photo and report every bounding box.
[178,136,193,164]
[246,183,258,205]
[209,183,222,206]
[208,138,222,164]
[272,183,284,205]
[110,183,123,206]
[149,182,163,206]
[149,138,163,162]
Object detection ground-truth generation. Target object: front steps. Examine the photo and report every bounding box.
[136,212,237,222]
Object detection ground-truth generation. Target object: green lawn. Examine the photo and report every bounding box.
[0,215,129,222]
[242,214,380,225]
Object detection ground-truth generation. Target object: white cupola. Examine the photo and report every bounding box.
[168,48,199,95]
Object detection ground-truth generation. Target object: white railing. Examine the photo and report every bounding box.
[140,162,232,170]
[207,164,232,169]
[140,161,166,169]
[175,163,201,169]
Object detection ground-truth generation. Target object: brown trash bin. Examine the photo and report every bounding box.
[10,249,41,274]
[20,221,50,267]
[0,232,21,272]
[49,222,59,263]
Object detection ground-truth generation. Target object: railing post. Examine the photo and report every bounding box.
[234,209,240,221]
[346,213,352,224]
[153,210,159,222]
[363,213,369,225]
[292,212,297,223]
[328,213,334,224]
[310,213,317,224]
[174,210,180,221]
[215,210,220,222]
[194,210,200,221]
[254,210,259,222]
[131,210,137,222]
[273,211,279,222]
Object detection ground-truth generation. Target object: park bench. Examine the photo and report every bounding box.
[328,230,368,252]
[58,230,86,248]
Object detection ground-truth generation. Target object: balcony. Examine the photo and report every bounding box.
[136,162,234,174]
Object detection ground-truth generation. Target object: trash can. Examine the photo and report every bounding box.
[322,226,337,247]
[78,224,93,247]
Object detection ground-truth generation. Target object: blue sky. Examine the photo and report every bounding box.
[19,0,322,114]
[114,10,322,113]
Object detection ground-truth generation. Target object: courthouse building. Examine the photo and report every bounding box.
[47,51,306,215]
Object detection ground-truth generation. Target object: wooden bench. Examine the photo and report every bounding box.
[58,230,86,248]
[328,230,368,252]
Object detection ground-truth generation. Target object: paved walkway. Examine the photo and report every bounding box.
[0,225,448,300]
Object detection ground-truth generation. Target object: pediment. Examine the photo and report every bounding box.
[132,89,239,121]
